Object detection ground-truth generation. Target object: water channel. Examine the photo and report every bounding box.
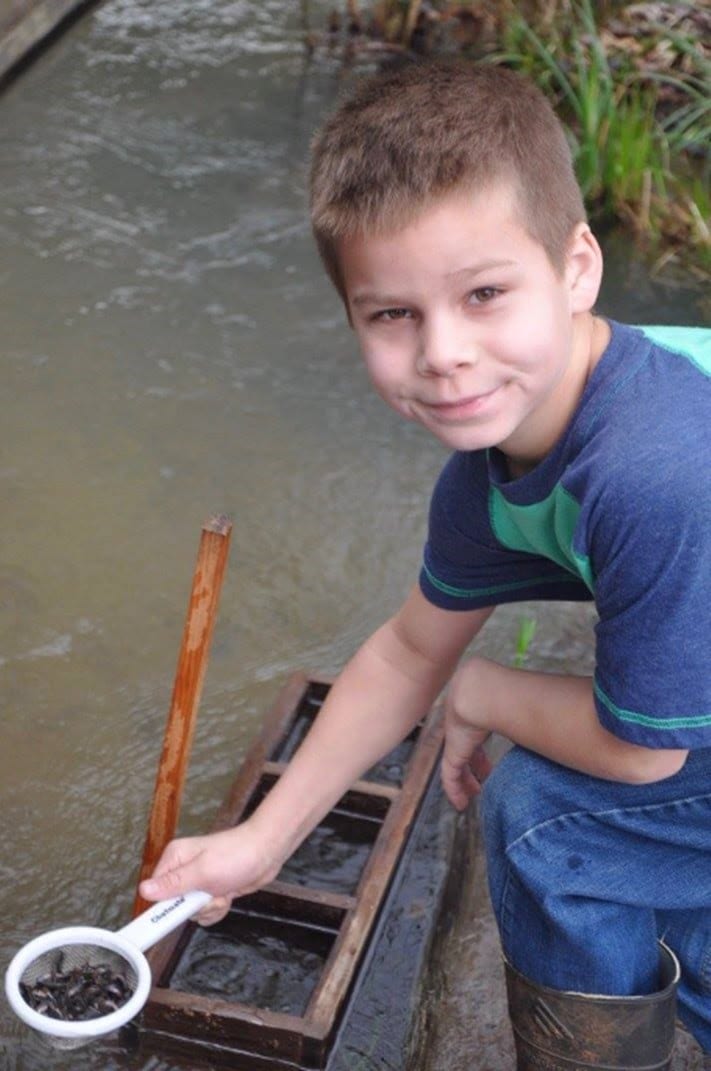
[0,3,707,1069]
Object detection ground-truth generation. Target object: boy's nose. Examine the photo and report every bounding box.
[417,332,477,379]
[416,316,477,376]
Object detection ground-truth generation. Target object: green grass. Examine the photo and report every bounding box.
[496,2,664,204]
[513,617,537,669]
[491,0,709,274]
[331,0,709,277]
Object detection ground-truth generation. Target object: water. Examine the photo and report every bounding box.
[169,911,332,1014]
[0,4,707,1069]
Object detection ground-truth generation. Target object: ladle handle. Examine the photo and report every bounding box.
[118,890,211,952]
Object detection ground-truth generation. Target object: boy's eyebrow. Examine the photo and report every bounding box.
[351,259,518,306]
[351,292,407,308]
[446,258,517,278]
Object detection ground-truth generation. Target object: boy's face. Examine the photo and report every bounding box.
[339,184,602,470]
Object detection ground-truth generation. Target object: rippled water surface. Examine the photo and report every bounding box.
[0,4,706,1068]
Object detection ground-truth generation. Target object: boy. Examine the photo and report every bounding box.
[140,61,711,1067]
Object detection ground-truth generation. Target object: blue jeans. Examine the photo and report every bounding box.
[481,744,711,1053]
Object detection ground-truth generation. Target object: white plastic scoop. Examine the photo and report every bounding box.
[5,889,210,1049]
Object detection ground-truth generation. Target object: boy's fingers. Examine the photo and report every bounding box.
[441,761,481,810]
[193,896,232,927]
[469,745,493,783]
[139,865,190,902]
[139,867,230,926]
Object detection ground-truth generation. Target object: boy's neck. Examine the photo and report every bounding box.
[502,312,610,480]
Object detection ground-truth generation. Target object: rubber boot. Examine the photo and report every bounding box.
[504,942,680,1070]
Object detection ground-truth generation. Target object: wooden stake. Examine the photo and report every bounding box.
[133,514,232,916]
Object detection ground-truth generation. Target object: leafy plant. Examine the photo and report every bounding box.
[492,0,709,272]
[513,617,537,669]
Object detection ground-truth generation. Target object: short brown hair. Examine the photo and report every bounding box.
[309,59,586,297]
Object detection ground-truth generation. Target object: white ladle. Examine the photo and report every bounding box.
[5,889,210,1049]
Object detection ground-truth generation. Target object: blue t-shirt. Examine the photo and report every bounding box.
[419,320,711,749]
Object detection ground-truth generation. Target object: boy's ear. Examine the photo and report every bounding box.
[565,223,603,314]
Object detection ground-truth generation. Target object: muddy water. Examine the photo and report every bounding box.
[0,4,707,1069]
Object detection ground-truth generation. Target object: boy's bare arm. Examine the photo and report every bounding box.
[140,587,491,919]
[244,590,491,861]
[442,657,688,808]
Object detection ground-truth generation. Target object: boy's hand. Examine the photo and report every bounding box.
[441,723,492,810]
[441,657,494,810]
[440,653,689,792]
[138,822,281,927]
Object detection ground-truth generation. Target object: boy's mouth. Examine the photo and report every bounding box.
[422,387,500,422]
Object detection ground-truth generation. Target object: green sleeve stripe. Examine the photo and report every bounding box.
[639,325,711,377]
[422,563,578,600]
[594,680,711,730]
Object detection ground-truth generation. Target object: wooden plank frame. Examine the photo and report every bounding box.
[140,672,443,1069]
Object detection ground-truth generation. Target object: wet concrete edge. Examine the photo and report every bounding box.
[326,770,464,1071]
[407,795,706,1071]
[0,0,99,87]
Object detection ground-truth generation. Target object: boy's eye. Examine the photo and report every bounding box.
[468,287,500,304]
[373,307,411,322]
